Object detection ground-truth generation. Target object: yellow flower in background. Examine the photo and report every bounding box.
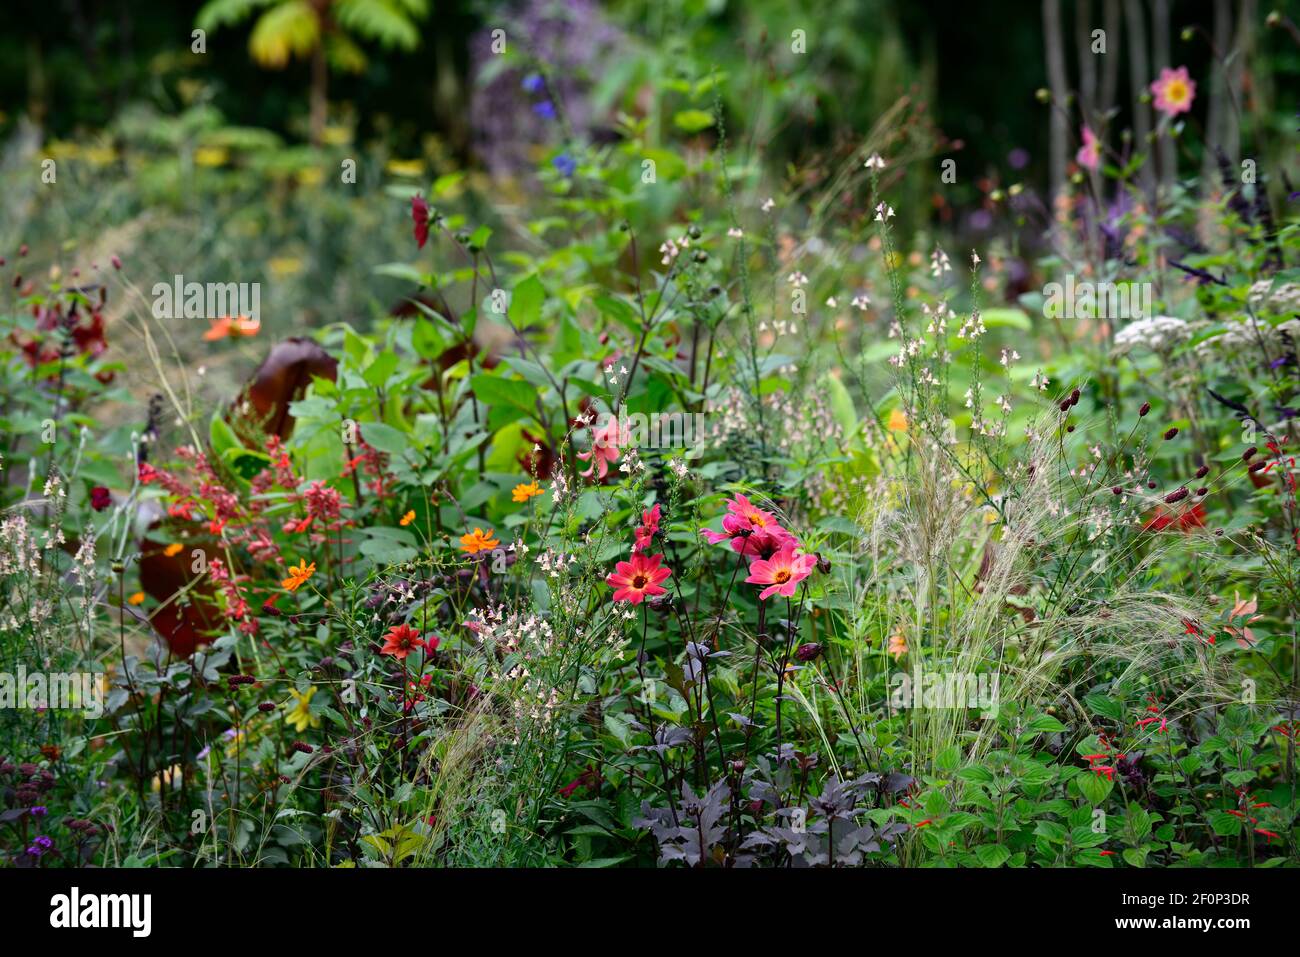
[399,510,416,526]
[282,559,316,592]
[887,408,908,432]
[269,256,303,278]
[385,158,426,177]
[164,542,184,557]
[83,145,119,166]
[286,686,322,733]
[511,481,543,503]
[151,763,183,793]
[322,125,352,146]
[194,146,229,167]
[296,167,325,187]
[459,527,500,555]
[127,591,145,606]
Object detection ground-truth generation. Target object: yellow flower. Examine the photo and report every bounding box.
[193,145,229,167]
[282,559,316,592]
[164,542,184,557]
[286,686,321,733]
[511,481,543,503]
[887,408,908,432]
[127,591,145,606]
[269,256,303,278]
[151,763,183,793]
[399,510,416,526]
[385,158,426,177]
[459,527,500,555]
[295,167,325,187]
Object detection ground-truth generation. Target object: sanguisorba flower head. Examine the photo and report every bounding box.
[382,623,426,660]
[282,558,316,592]
[1150,66,1196,118]
[745,545,816,601]
[606,552,672,605]
[459,527,500,554]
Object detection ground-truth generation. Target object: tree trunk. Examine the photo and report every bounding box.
[1153,0,1174,196]
[1124,0,1156,197]
[1076,0,1097,123]
[1100,0,1121,115]
[1043,0,1069,202]
[310,43,328,146]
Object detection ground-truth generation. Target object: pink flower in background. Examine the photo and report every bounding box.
[1076,126,1101,171]
[577,417,621,480]
[745,545,817,600]
[1150,66,1196,118]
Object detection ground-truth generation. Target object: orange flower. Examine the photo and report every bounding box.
[511,481,543,503]
[282,559,316,592]
[381,623,426,660]
[203,315,261,341]
[399,510,416,526]
[163,542,184,557]
[127,591,145,606]
[887,628,908,660]
[458,527,500,554]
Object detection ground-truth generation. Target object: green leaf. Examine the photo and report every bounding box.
[510,274,546,329]
[360,422,409,455]
[974,844,1011,868]
[673,109,715,133]
[470,374,538,412]
[1206,810,1243,837]
[1025,713,1067,734]
[1076,772,1114,807]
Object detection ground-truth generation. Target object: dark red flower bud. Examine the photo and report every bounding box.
[1139,402,1151,416]
[1243,447,1257,461]
[1111,486,1123,495]
[1164,487,1189,504]
[1163,428,1178,440]
[89,486,112,511]
[291,741,314,755]
[1195,465,1209,478]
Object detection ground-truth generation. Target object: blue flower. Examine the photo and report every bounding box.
[521,73,544,94]
[532,100,557,120]
[552,154,577,178]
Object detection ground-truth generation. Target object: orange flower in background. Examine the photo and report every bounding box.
[888,628,908,660]
[163,542,184,557]
[282,559,316,592]
[459,527,500,554]
[127,591,145,606]
[512,480,543,503]
[203,315,261,341]
[886,408,908,432]
[399,510,416,526]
